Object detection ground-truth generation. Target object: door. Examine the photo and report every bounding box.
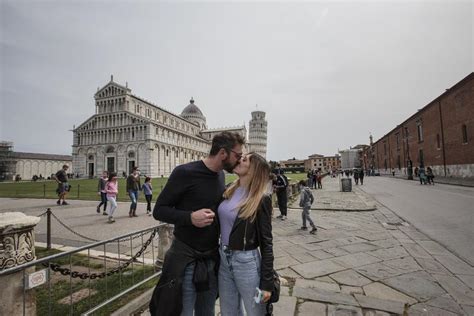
[128,160,135,174]
[107,157,115,173]
[88,163,94,178]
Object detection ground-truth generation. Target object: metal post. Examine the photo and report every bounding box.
[46,208,51,250]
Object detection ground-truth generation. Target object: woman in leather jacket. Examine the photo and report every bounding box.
[217,153,274,316]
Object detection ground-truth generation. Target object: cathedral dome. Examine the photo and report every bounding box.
[181,98,207,129]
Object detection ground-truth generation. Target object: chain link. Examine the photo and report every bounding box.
[43,228,158,279]
[49,212,100,242]
[36,210,49,217]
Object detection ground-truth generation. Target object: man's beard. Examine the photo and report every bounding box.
[223,159,238,173]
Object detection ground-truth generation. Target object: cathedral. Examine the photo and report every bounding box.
[72,76,267,177]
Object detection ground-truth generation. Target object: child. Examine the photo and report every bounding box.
[105,172,119,223]
[142,177,153,216]
[96,171,108,215]
[298,180,317,234]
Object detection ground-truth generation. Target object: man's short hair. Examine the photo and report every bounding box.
[299,180,307,186]
[209,132,245,156]
[63,165,69,169]
[132,166,138,172]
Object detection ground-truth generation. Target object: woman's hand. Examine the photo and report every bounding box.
[262,290,272,303]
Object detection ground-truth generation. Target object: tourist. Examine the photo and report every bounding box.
[298,180,317,234]
[426,167,435,185]
[273,169,288,220]
[392,168,395,176]
[359,168,365,185]
[96,171,108,215]
[312,171,318,189]
[105,172,118,223]
[142,176,153,216]
[149,131,245,316]
[218,153,275,315]
[53,165,70,206]
[126,166,141,217]
[353,169,359,185]
[419,165,427,184]
[317,171,323,189]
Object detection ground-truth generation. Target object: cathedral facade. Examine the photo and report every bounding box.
[72,77,267,178]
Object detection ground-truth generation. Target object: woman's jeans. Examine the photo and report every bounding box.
[218,246,265,316]
[181,260,217,316]
[128,190,139,210]
[107,196,117,216]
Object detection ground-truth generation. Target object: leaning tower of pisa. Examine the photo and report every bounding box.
[248,110,268,158]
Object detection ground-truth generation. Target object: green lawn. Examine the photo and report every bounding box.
[0,172,305,202]
[35,247,157,316]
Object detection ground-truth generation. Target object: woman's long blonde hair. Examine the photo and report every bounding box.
[223,153,271,222]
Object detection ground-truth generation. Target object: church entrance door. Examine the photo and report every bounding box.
[88,163,94,178]
[107,157,115,173]
[128,161,135,174]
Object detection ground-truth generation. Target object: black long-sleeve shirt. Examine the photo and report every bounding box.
[153,160,225,252]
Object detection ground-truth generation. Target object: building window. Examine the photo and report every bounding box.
[436,134,441,149]
[395,133,400,150]
[419,149,424,165]
[417,123,423,142]
[462,124,468,143]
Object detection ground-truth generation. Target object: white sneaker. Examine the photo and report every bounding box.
[281,215,287,220]
[108,216,115,223]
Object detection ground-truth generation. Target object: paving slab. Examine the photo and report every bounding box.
[273,295,297,316]
[292,259,346,279]
[332,252,381,269]
[458,274,474,290]
[434,254,474,275]
[382,256,422,274]
[297,301,327,316]
[362,282,417,305]
[333,304,363,316]
[381,271,446,301]
[338,243,380,254]
[370,239,401,248]
[402,243,433,259]
[340,286,364,295]
[432,274,474,306]
[413,257,452,275]
[353,294,405,315]
[355,262,406,281]
[274,255,301,270]
[324,247,351,257]
[461,304,474,315]
[416,240,453,256]
[329,270,372,287]
[422,294,465,315]
[276,267,301,279]
[291,251,320,264]
[294,278,340,292]
[363,311,391,316]
[293,286,359,306]
[368,246,409,260]
[408,303,459,316]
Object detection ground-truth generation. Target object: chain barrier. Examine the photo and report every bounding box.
[49,212,100,242]
[36,210,49,217]
[42,228,158,279]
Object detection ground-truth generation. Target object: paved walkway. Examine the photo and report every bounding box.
[2,177,474,315]
[269,176,474,315]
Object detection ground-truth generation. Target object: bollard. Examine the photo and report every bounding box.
[46,208,51,250]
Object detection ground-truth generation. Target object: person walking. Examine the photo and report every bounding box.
[273,170,288,220]
[353,169,359,185]
[359,168,365,185]
[426,167,435,185]
[298,180,317,234]
[105,172,118,223]
[53,164,70,206]
[317,171,323,189]
[218,153,275,315]
[149,132,245,316]
[126,166,141,217]
[419,165,427,185]
[391,168,395,177]
[142,176,153,215]
[96,171,108,215]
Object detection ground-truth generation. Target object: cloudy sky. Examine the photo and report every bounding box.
[1,0,472,161]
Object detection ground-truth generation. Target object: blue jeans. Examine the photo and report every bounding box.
[128,190,139,210]
[218,246,265,316]
[181,260,218,316]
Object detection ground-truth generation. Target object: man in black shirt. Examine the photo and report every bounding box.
[150,131,245,316]
[54,165,70,205]
[274,169,288,220]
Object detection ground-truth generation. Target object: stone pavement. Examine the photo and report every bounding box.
[270,176,474,315]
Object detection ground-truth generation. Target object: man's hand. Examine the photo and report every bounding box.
[262,290,272,303]
[191,209,215,228]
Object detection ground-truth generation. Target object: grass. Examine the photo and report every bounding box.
[35,247,157,316]
[0,173,305,201]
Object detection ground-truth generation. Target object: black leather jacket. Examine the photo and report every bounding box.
[227,194,274,291]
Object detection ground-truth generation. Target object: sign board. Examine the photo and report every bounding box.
[25,268,49,290]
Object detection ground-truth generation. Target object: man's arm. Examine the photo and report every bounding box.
[153,167,192,226]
